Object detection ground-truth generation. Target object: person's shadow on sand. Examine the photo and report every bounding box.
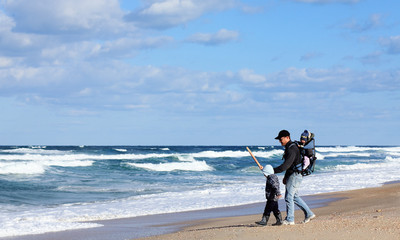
[188,224,263,232]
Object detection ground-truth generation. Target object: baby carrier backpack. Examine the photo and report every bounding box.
[295,130,317,176]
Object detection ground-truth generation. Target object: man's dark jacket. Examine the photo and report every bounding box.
[273,140,302,179]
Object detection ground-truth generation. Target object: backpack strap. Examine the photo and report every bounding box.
[286,142,303,173]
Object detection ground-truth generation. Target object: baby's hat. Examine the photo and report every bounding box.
[301,130,311,142]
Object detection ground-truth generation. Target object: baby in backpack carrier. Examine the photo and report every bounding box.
[298,130,314,170]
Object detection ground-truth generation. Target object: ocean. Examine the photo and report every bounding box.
[0,145,399,237]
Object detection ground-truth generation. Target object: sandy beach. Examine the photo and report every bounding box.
[139,182,400,240]
[2,182,399,240]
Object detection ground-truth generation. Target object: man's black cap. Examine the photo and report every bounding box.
[275,130,290,140]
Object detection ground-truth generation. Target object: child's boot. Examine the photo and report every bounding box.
[255,215,269,226]
[272,212,282,226]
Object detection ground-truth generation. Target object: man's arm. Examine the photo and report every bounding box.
[273,145,297,173]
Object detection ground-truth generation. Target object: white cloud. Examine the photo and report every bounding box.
[1,56,399,115]
[380,36,400,54]
[239,4,264,14]
[238,69,266,83]
[98,36,174,56]
[125,0,237,29]
[78,88,92,97]
[262,67,400,92]
[300,52,323,61]
[359,51,383,65]
[2,0,129,35]
[272,92,299,101]
[0,61,237,111]
[342,14,384,32]
[0,1,177,67]
[0,9,15,31]
[186,29,239,45]
[0,0,398,118]
[0,10,44,55]
[0,57,13,67]
[34,35,174,66]
[62,109,99,117]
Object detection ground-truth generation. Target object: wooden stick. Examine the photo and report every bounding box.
[246,147,263,170]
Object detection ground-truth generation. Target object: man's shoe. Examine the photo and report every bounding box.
[282,220,295,225]
[302,214,316,224]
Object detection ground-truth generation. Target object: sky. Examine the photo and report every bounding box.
[0,0,399,146]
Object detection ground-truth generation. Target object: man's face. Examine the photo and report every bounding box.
[279,136,290,146]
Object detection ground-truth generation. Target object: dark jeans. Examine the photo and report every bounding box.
[263,200,280,217]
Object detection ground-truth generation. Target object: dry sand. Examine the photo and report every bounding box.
[138,182,400,240]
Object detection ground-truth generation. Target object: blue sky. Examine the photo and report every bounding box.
[0,0,399,146]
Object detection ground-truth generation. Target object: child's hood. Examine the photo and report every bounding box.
[262,164,274,177]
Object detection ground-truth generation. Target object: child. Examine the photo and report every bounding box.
[298,130,315,171]
[255,164,282,226]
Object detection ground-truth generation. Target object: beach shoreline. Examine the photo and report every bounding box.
[0,193,335,240]
[138,181,400,240]
[2,181,399,240]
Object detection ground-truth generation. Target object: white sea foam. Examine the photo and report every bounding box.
[0,148,69,155]
[321,152,371,158]
[124,149,278,160]
[302,158,400,195]
[383,147,400,156]
[124,149,282,172]
[0,153,159,162]
[0,162,46,175]
[190,149,283,159]
[0,149,282,164]
[385,156,400,162]
[0,215,101,237]
[316,146,400,160]
[114,148,127,152]
[45,159,94,167]
[0,153,94,161]
[189,150,248,158]
[0,179,265,237]
[56,186,121,193]
[316,146,377,153]
[253,149,284,158]
[0,159,94,175]
[317,146,400,153]
[315,152,325,160]
[31,146,46,149]
[126,160,214,172]
[324,162,386,171]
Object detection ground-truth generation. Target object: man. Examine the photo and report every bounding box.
[273,130,315,225]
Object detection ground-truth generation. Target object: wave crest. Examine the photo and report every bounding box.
[126,160,214,172]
